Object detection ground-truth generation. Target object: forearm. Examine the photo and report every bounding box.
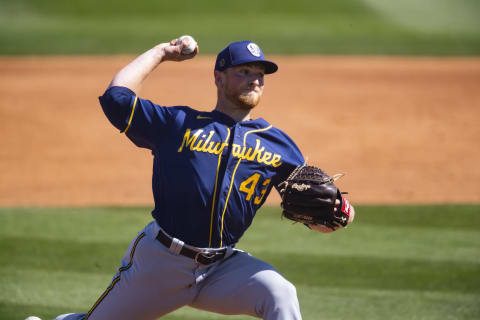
[108,37,198,93]
[109,44,168,93]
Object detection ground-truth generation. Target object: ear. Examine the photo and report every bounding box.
[214,70,224,87]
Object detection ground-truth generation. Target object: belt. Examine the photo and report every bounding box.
[156,230,227,265]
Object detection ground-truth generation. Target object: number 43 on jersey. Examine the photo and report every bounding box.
[239,173,271,205]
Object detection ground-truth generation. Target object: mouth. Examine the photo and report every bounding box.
[240,91,260,101]
[242,87,262,95]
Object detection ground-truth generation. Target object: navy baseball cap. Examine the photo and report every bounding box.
[215,41,278,74]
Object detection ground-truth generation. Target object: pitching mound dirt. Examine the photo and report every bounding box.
[1,55,479,206]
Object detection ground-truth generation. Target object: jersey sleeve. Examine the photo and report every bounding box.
[99,86,172,150]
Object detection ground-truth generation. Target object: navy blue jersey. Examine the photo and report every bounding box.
[100,86,304,248]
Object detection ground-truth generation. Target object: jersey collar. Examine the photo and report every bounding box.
[210,110,270,128]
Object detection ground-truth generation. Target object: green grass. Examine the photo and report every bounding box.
[0,0,479,55]
[1,205,479,319]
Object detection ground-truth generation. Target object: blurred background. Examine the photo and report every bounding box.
[0,1,479,319]
[1,0,480,55]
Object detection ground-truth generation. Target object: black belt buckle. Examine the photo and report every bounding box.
[194,250,223,265]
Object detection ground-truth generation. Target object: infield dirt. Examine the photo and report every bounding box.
[1,56,479,206]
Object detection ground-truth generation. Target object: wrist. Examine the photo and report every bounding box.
[152,43,169,64]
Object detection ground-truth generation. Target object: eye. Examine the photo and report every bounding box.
[240,69,250,76]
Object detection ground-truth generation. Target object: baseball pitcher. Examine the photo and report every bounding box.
[33,37,354,320]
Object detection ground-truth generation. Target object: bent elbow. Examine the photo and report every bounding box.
[99,86,136,131]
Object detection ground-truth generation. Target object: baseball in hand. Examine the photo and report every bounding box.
[176,35,197,55]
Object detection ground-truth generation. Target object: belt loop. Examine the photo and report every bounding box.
[170,237,184,255]
[224,246,235,259]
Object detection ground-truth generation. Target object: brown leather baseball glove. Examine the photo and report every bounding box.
[279,165,352,230]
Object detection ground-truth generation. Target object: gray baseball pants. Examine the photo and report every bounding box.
[56,221,302,320]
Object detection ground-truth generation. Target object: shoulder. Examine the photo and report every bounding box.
[162,105,206,121]
[260,120,301,150]
[101,87,200,114]
[270,126,297,143]
[270,123,305,166]
[250,119,304,167]
[169,105,201,115]
[99,86,135,107]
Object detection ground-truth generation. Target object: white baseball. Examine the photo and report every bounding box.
[25,317,42,320]
[176,35,197,55]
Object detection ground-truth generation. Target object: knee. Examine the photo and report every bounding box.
[258,275,301,319]
[269,278,298,304]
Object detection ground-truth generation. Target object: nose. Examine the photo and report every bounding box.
[249,75,263,87]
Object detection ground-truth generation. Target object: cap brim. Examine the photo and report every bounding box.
[261,60,278,74]
[231,59,278,74]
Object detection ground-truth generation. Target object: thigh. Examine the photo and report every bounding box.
[87,222,197,320]
[190,251,299,318]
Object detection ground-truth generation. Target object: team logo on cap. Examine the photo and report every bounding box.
[247,43,261,57]
[219,58,225,67]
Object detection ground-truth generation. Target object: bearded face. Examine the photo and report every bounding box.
[221,64,265,110]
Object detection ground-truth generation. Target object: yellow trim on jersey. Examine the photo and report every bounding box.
[218,158,242,247]
[208,127,231,247]
[219,125,273,247]
[121,95,138,133]
[85,232,146,319]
